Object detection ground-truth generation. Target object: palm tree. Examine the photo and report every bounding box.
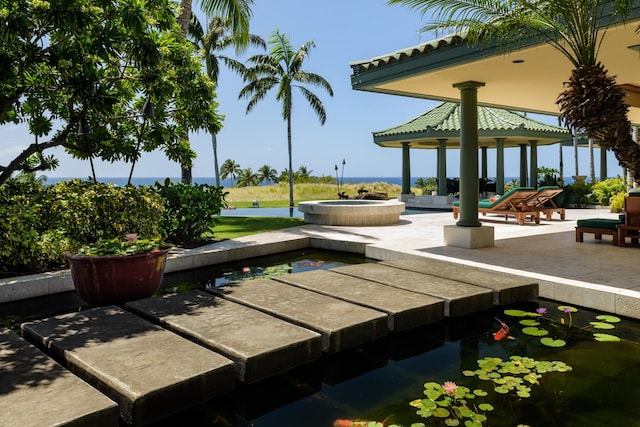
[388,0,640,180]
[258,164,278,184]
[188,15,265,187]
[220,158,241,187]
[239,30,334,208]
[236,167,260,187]
[177,0,254,184]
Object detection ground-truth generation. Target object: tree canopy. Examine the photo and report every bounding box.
[0,0,222,185]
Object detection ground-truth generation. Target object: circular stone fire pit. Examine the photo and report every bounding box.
[297,200,405,226]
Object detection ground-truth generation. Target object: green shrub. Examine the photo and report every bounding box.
[154,179,228,243]
[555,181,594,208]
[610,192,627,212]
[46,180,165,244]
[591,177,627,206]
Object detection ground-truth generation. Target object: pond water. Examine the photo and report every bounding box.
[153,251,640,427]
[3,250,640,427]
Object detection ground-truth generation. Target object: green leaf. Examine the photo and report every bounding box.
[522,327,549,336]
[504,310,534,317]
[540,337,566,347]
[432,407,450,418]
[494,386,510,394]
[478,403,494,411]
[462,370,476,377]
[593,333,621,342]
[589,321,615,329]
[519,319,540,326]
[473,389,488,396]
[464,420,483,427]
[445,418,460,426]
[595,314,621,323]
[557,305,578,313]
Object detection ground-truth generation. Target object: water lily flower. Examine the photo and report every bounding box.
[242,267,251,273]
[563,307,573,313]
[442,381,457,395]
[536,307,548,315]
[125,233,139,242]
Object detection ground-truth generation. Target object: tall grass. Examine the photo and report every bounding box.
[224,182,423,207]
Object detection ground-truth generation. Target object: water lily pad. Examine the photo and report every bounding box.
[494,386,510,394]
[444,419,460,426]
[540,337,566,347]
[473,389,488,397]
[596,314,621,323]
[462,370,475,377]
[478,403,494,411]
[432,407,450,418]
[519,319,540,326]
[593,333,621,342]
[504,309,534,317]
[589,321,616,329]
[464,420,483,427]
[557,305,578,313]
[522,327,549,336]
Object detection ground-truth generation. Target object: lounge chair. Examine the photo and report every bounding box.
[618,195,640,247]
[575,216,624,245]
[453,187,540,225]
[522,186,565,221]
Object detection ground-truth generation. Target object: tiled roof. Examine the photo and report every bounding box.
[350,34,466,73]
[373,102,568,137]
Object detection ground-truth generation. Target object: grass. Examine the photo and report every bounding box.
[224,181,423,208]
[212,216,304,240]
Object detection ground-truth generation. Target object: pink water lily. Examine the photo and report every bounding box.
[443,381,457,395]
[242,267,251,273]
[536,307,548,315]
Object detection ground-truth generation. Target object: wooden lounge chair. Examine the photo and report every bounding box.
[618,195,640,247]
[522,186,565,221]
[453,187,540,225]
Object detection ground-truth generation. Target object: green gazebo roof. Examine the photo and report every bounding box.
[373,102,570,149]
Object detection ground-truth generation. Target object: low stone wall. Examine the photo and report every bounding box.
[298,200,405,226]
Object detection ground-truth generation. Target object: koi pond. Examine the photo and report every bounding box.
[2,249,640,427]
[154,251,640,427]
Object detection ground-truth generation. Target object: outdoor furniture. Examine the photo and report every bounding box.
[522,186,565,221]
[575,216,624,245]
[453,187,540,225]
[618,196,640,247]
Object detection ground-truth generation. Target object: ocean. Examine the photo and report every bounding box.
[44,176,567,187]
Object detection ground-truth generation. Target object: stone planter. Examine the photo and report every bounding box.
[65,249,170,305]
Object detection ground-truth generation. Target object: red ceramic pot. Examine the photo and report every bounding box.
[65,248,170,305]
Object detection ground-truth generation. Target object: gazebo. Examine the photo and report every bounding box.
[350,5,640,248]
[372,102,570,199]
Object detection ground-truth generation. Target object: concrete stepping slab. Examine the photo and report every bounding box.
[331,263,493,317]
[21,306,235,426]
[381,258,539,305]
[212,278,388,353]
[274,269,445,331]
[0,328,119,427]
[125,290,322,384]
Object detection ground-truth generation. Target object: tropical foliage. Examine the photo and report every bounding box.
[188,13,265,186]
[239,30,334,207]
[220,158,241,186]
[0,0,221,185]
[176,0,254,183]
[387,0,640,180]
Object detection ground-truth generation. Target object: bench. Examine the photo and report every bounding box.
[575,216,624,246]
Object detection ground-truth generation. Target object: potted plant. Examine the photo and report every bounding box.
[65,233,172,305]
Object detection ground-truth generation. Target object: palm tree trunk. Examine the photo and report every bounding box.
[287,113,294,209]
[211,132,221,187]
[178,0,193,185]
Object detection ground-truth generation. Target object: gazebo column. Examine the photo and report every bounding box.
[398,141,414,201]
[519,144,528,187]
[437,138,448,196]
[444,81,494,249]
[600,146,607,181]
[529,140,538,189]
[495,138,505,194]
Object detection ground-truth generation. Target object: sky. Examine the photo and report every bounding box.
[1,0,621,180]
